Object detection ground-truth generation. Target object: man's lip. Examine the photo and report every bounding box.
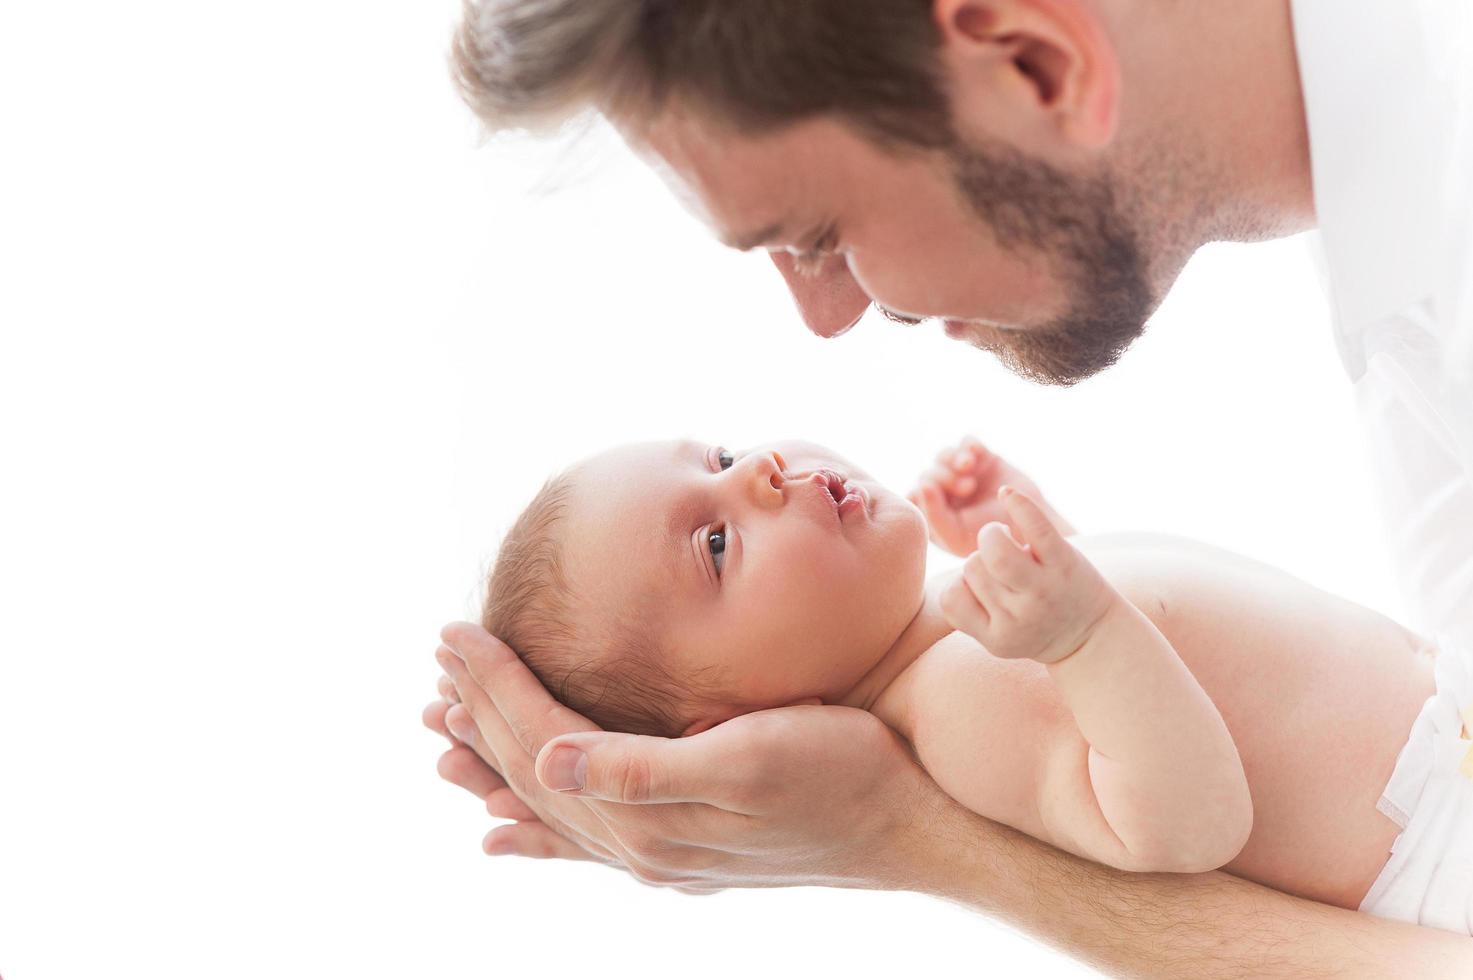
[943,319,970,339]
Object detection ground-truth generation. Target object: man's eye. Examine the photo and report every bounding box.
[708,527,727,575]
[717,448,734,471]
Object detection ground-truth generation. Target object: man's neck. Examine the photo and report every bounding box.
[1112,0,1316,253]
[836,571,956,715]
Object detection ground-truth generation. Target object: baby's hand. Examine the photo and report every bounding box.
[907,436,1046,558]
[939,487,1115,664]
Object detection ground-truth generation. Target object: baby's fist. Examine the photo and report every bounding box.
[939,487,1114,664]
[908,436,1043,558]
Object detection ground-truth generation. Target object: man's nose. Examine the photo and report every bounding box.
[769,252,870,339]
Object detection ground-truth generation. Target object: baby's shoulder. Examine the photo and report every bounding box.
[878,630,1063,742]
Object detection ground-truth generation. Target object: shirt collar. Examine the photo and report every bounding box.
[1291,0,1466,373]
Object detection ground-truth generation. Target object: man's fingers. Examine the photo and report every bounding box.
[437,674,459,704]
[534,730,750,809]
[436,744,508,800]
[441,622,601,759]
[1000,487,1063,562]
[437,643,578,819]
[482,820,610,863]
[444,703,485,753]
[422,698,458,748]
[486,786,539,822]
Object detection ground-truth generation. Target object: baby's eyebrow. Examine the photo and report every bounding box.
[661,441,715,592]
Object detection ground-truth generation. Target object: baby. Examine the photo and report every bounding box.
[482,437,1473,934]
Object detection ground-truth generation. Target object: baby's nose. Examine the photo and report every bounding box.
[749,450,788,503]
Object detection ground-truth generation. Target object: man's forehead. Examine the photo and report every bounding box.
[623,105,823,249]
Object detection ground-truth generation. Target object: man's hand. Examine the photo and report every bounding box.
[426,622,950,893]
[908,436,1066,557]
[939,488,1113,664]
[423,695,609,865]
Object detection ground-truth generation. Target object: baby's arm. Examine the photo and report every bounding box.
[937,489,1253,874]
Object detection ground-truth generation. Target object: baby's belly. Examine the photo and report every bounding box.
[1081,534,1438,909]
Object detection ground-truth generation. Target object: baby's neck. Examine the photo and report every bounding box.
[835,571,955,715]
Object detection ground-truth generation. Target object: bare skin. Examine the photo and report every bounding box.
[425,627,1473,977]
[878,524,1430,908]
[432,0,1473,973]
[424,441,1469,975]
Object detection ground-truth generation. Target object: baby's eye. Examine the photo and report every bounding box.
[708,526,727,575]
[717,448,734,471]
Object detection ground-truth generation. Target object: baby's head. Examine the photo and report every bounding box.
[482,440,929,737]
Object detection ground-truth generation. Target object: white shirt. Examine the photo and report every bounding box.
[1293,0,1473,648]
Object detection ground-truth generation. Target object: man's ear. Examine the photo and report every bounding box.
[931,0,1121,151]
[680,697,823,737]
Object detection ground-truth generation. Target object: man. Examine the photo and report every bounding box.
[424,1,1473,974]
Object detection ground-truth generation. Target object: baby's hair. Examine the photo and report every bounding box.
[482,470,729,738]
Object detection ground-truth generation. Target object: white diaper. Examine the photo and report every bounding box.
[1358,634,1473,935]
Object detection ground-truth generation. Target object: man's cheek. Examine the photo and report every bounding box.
[846,256,937,323]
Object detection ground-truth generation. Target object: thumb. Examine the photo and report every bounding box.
[535,731,720,805]
[999,486,1064,562]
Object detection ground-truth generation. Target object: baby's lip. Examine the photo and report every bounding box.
[796,469,849,525]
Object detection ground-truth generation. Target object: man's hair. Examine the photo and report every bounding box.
[482,471,729,738]
[451,0,953,148]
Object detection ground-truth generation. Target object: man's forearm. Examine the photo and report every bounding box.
[897,797,1473,979]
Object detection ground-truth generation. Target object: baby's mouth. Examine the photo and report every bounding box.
[816,470,851,507]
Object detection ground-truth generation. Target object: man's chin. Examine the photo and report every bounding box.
[954,316,1149,387]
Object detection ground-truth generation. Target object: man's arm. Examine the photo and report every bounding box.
[430,623,1473,978]
[907,799,1473,979]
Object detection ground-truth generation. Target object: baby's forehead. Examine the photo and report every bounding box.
[577,439,694,477]
[559,445,689,613]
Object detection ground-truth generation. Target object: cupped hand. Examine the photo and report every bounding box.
[426,622,949,894]
[907,436,1047,557]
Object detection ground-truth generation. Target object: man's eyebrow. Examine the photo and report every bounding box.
[721,222,787,252]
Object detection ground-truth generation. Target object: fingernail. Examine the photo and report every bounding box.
[542,746,587,792]
[446,709,475,744]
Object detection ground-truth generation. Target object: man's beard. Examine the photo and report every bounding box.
[943,137,1156,386]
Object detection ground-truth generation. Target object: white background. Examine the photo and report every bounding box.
[0,3,1402,979]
